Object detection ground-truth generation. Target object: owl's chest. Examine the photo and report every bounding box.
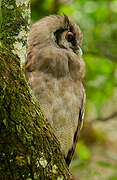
[29,72,83,156]
[30,72,82,121]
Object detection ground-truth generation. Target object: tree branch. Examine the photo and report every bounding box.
[84,40,117,62]
[94,112,117,122]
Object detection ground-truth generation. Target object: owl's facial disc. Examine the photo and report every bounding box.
[54,29,83,57]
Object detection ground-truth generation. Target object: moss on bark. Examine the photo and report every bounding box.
[1,0,29,46]
[0,0,30,65]
[0,47,73,179]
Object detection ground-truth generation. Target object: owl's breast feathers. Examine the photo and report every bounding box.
[25,47,85,165]
[25,46,85,80]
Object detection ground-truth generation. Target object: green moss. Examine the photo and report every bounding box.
[1,0,29,48]
[0,47,73,179]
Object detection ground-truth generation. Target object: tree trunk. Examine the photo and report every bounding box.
[0,0,73,179]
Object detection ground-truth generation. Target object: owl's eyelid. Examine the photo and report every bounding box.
[67,31,74,36]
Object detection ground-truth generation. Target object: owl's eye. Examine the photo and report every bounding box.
[66,32,74,42]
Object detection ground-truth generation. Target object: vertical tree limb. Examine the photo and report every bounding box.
[0,0,73,179]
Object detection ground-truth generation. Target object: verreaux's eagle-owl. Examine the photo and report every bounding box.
[25,15,86,166]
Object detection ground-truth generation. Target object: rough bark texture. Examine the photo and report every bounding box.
[0,0,73,179]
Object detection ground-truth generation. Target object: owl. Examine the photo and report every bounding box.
[25,15,85,166]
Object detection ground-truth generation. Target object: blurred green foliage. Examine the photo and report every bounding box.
[70,140,91,171]
[78,141,91,161]
[109,177,117,180]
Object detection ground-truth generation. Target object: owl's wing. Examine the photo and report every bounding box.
[65,80,86,166]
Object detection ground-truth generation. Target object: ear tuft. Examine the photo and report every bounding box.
[63,14,70,27]
[63,14,74,32]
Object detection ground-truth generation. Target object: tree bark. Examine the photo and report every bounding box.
[0,0,73,179]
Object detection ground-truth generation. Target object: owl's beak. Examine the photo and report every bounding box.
[75,45,83,57]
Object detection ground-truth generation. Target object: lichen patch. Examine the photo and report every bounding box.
[52,164,58,174]
[22,9,30,24]
[17,30,28,41]
[12,41,26,65]
[7,5,14,9]
[39,157,48,168]
[16,0,29,7]
[57,176,64,180]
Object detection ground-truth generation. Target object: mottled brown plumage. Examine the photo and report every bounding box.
[25,15,86,166]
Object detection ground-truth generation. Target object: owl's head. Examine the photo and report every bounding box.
[27,15,83,58]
